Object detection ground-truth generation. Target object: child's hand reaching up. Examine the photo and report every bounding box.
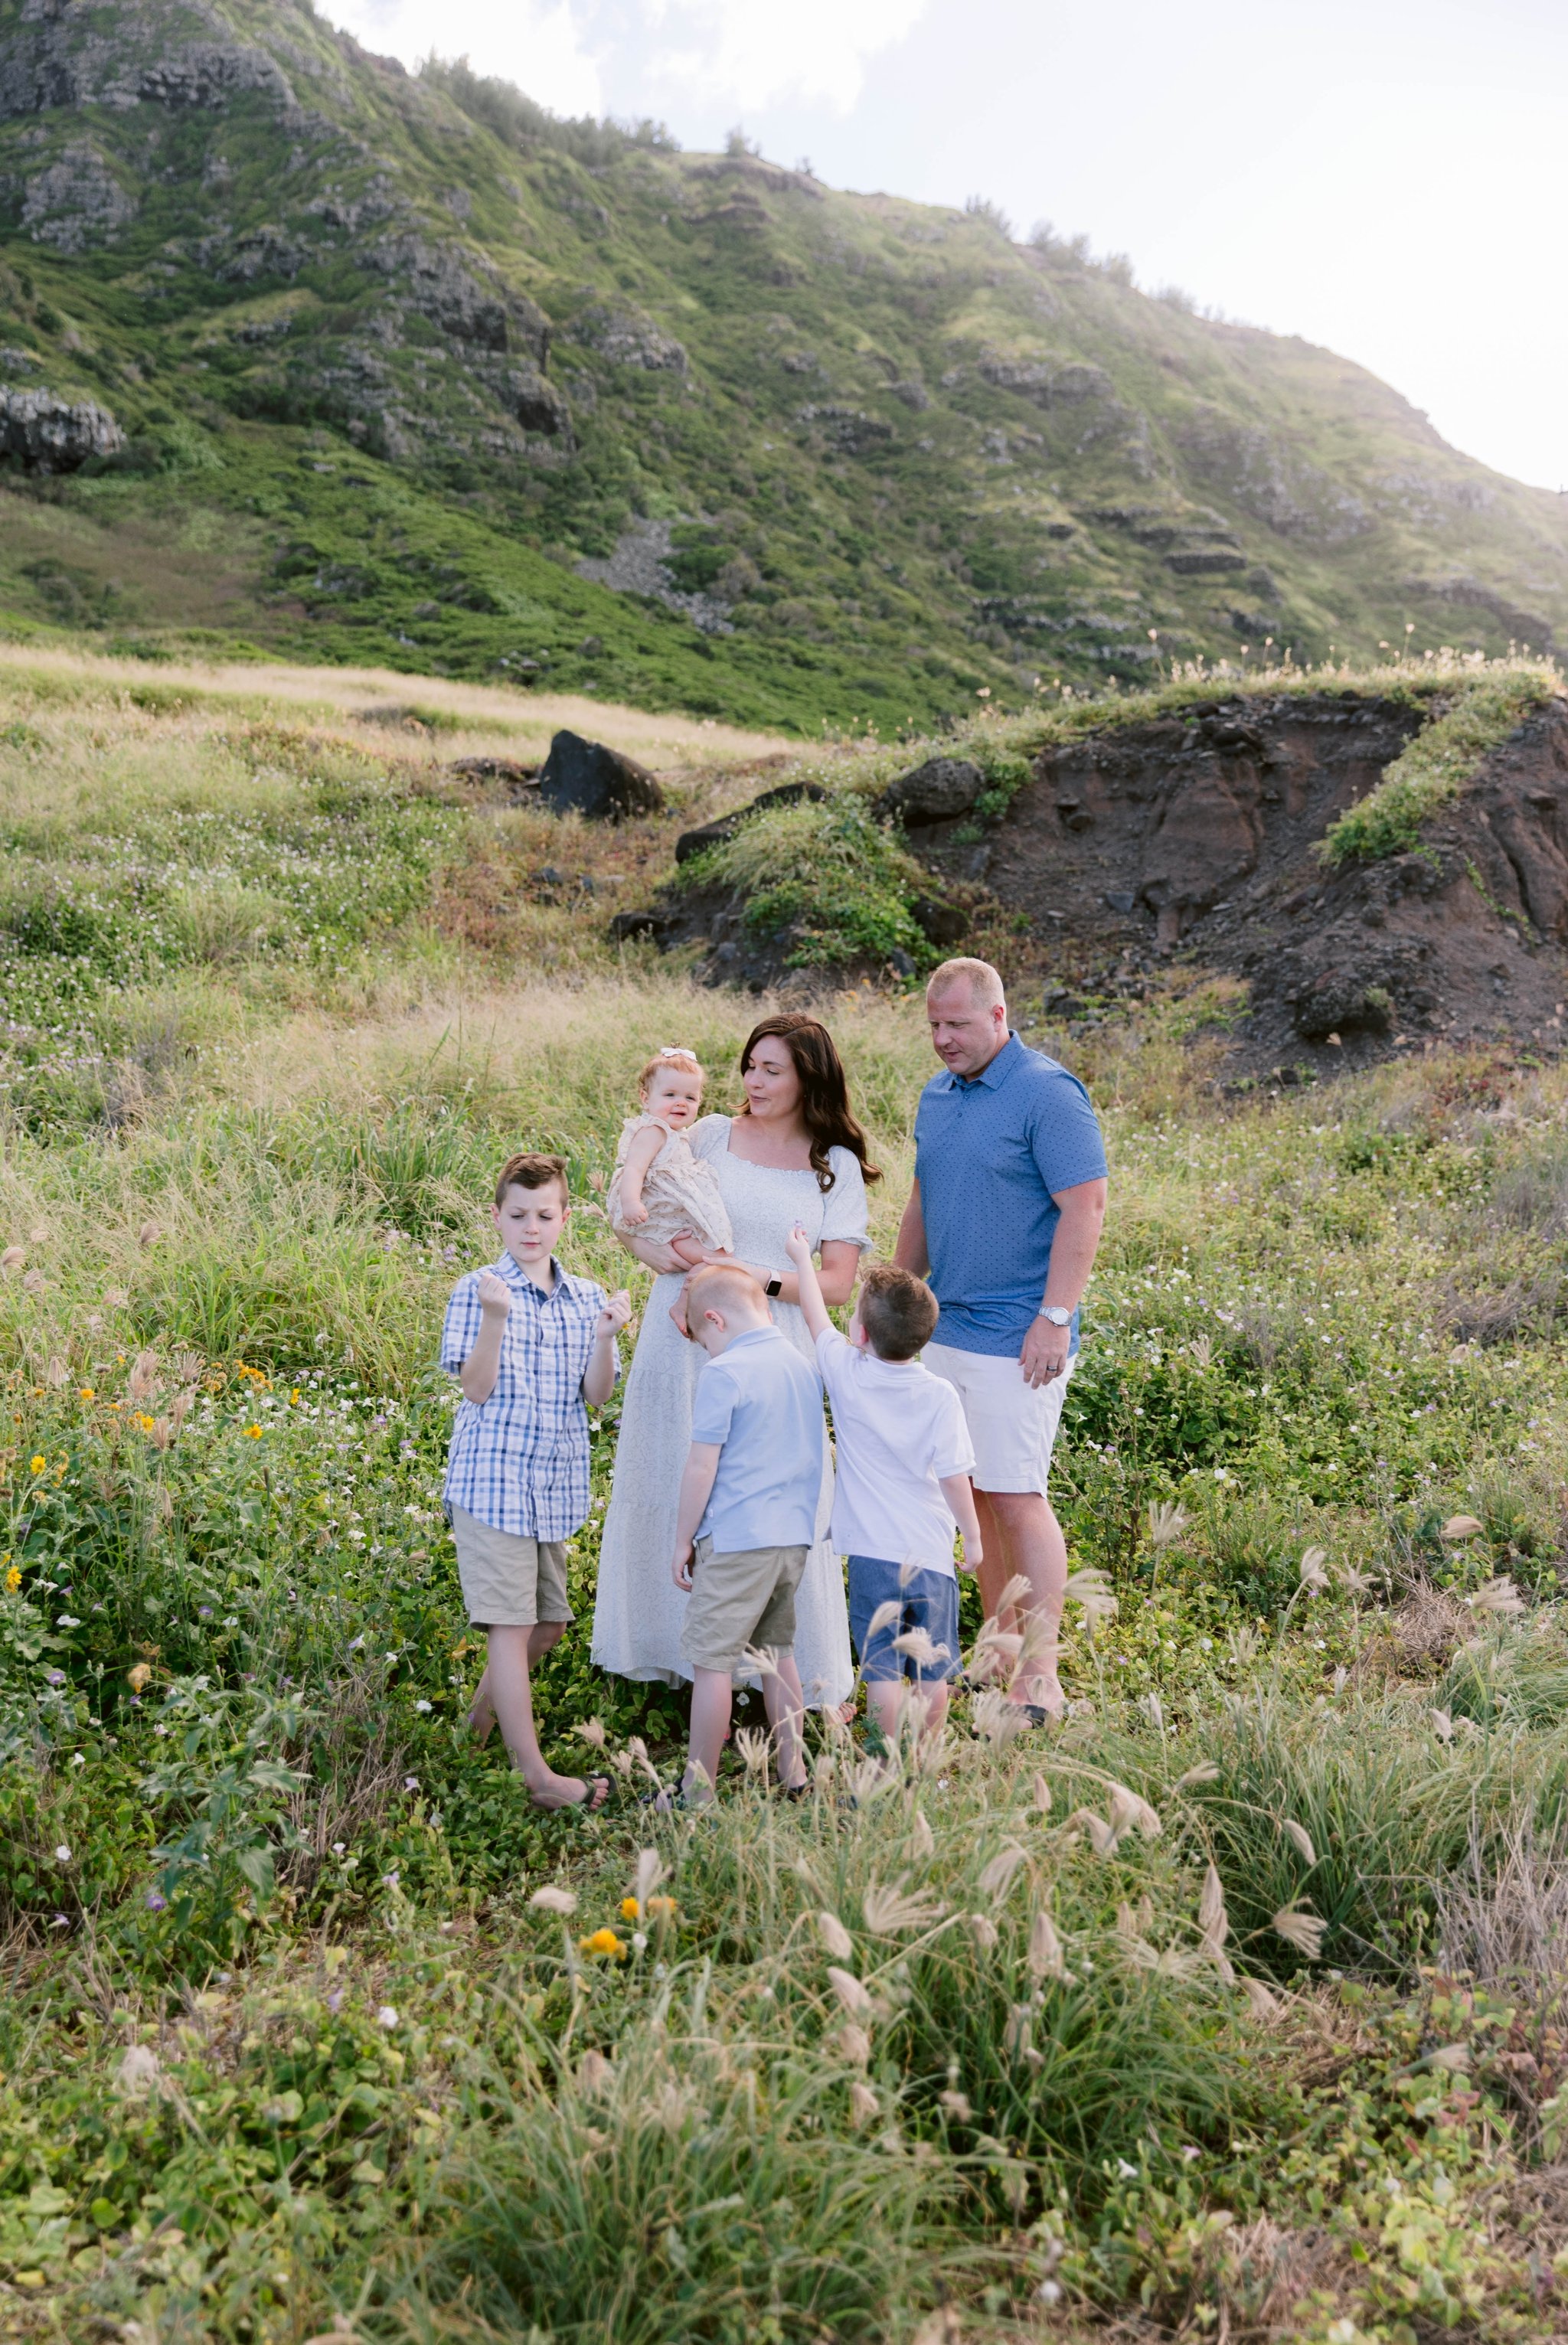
[597,1290,632,1340]
[783,1223,812,1269]
[477,1269,511,1318]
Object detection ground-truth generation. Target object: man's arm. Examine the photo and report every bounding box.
[1019,1176,1109,1390]
[671,1443,721,1589]
[893,1177,929,1277]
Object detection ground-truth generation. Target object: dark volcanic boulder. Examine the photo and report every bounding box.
[874,756,984,827]
[1290,964,1395,1041]
[675,779,826,864]
[538,730,664,822]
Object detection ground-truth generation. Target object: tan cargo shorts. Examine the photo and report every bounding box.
[680,1537,808,1674]
[449,1503,573,1630]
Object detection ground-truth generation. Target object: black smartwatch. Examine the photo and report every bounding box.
[765,1275,784,1298]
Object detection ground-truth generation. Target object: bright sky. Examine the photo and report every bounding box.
[328,0,1568,493]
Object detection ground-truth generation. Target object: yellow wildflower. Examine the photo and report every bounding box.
[579,1929,627,1960]
[620,1896,641,1921]
[243,1424,263,1439]
[289,1390,300,1406]
[78,1388,94,1400]
[5,1566,19,1593]
[29,1456,44,1475]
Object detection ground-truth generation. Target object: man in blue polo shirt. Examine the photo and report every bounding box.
[894,957,1108,1720]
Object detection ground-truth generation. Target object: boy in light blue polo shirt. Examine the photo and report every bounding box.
[668,1262,823,1804]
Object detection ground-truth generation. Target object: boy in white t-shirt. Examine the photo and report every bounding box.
[784,1223,982,1749]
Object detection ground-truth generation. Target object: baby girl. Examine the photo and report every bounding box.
[608,1049,733,1268]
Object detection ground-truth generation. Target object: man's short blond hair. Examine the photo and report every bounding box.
[926,956,1006,1011]
[685,1262,767,1324]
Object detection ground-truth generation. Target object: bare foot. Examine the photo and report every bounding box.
[528,1772,609,1814]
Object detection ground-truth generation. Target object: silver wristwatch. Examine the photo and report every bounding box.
[1037,1305,1072,1328]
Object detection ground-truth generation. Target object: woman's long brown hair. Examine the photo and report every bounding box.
[738,1014,881,1194]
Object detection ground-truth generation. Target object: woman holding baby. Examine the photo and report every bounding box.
[590,1013,875,1708]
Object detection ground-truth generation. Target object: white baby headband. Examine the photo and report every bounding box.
[657,1045,696,1058]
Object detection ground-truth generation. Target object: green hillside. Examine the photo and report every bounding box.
[2,0,1566,733]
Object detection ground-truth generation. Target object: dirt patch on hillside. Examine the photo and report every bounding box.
[914,691,1568,1081]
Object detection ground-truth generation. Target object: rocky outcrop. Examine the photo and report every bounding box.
[566,304,688,374]
[911,690,1568,1075]
[367,234,549,361]
[675,779,825,864]
[0,17,297,124]
[875,756,984,827]
[537,730,663,822]
[21,139,136,250]
[0,387,124,470]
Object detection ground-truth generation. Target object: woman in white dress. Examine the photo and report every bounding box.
[593,1014,877,1709]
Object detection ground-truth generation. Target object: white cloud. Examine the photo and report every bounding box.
[639,0,930,114]
[323,0,605,119]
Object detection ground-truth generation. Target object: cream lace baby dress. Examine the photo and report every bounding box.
[607,1113,733,1253]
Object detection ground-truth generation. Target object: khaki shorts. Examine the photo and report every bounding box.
[449,1504,573,1630]
[681,1537,808,1675]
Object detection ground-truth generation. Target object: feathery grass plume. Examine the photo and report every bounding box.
[575,1717,608,1749]
[967,1912,999,1949]
[863,1599,905,1644]
[127,1348,160,1403]
[1442,1514,1485,1541]
[1426,2043,1472,2072]
[911,1808,935,1857]
[1064,1564,1118,1626]
[1063,1807,1119,1857]
[838,2023,872,2066]
[1340,1563,1379,1599]
[633,1849,665,1906]
[1108,1782,1162,1839]
[827,1967,873,2017]
[1471,1576,1525,1617]
[1199,1863,1234,1982]
[965,1625,1025,1685]
[978,1842,1027,1905]
[862,1878,949,1933]
[993,1573,1034,1617]
[1282,1818,1318,1867]
[577,2049,613,2094]
[1177,1762,1220,1788]
[939,2086,972,2121]
[1148,1501,1190,1551]
[848,2080,878,2125]
[1430,1706,1455,1743]
[970,1689,1027,1746]
[1142,1691,1165,1730]
[847,1754,900,1804]
[1298,1546,1329,1593]
[817,1910,854,1960]
[1028,1906,1067,1980]
[1004,2004,1035,2059]
[733,1727,771,1775]
[1271,1903,1326,1959]
[1240,1977,1282,2020]
[1033,1773,1052,1813]
[529,1885,577,1915]
[891,1625,950,1672]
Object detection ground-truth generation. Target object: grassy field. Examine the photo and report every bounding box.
[2,655,1568,2343]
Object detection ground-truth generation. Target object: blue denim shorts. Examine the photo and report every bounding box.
[848,1556,962,1684]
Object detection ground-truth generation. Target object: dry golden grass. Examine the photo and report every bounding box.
[0,642,794,769]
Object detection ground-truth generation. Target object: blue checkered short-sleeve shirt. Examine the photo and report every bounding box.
[440,1255,613,1539]
[914,1032,1107,1358]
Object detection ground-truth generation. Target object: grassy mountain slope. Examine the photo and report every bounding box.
[2,0,1566,733]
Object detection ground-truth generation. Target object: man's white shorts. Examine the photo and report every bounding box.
[923,1343,1076,1496]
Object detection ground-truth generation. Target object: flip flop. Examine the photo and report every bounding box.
[773,1781,809,1802]
[1019,1704,1065,1730]
[533,1773,609,1815]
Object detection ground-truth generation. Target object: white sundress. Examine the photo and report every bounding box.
[592,1115,869,1707]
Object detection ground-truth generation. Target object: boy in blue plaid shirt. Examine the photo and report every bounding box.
[442,1151,630,1811]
